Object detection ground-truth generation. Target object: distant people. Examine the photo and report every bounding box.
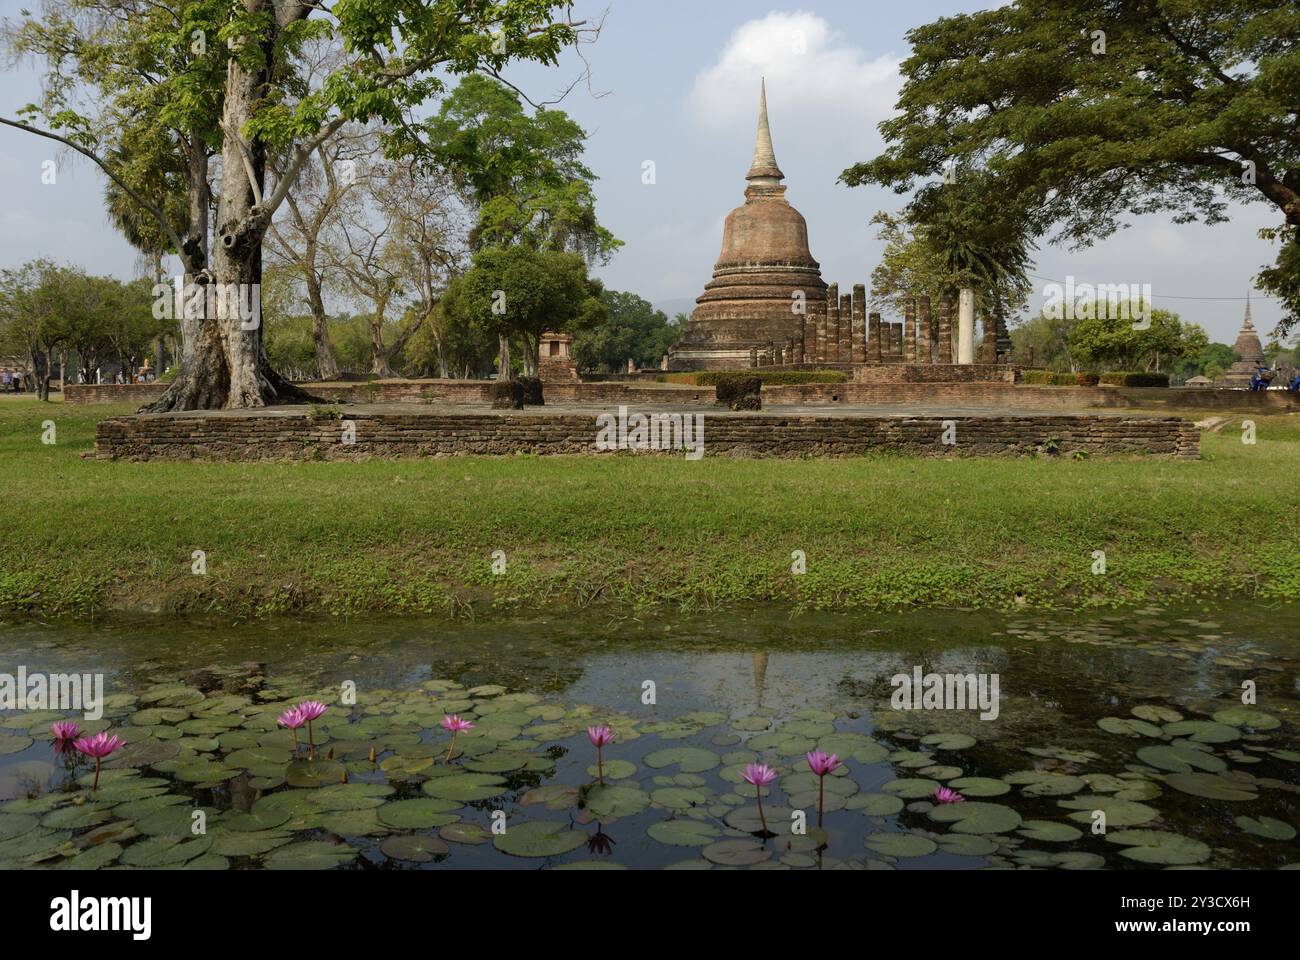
[115,371,124,384]
[1,369,9,394]
[1289,372,1300,393]
[12,370,22,393]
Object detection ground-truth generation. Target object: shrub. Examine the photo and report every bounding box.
[714,374,762,410]
[491,379,524,409]
[1075,373,1100,386]
[1099,371,1170,387]
[664,370,847,386]
[1020,369,1055,385]
[518,376,544,406]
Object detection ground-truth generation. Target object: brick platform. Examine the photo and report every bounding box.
[94,407,1199,461]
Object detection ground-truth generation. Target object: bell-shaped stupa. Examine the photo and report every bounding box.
[669,80,827,369]
[1221,295,1267,387]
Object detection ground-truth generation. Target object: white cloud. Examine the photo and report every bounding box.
[687,11,901,144]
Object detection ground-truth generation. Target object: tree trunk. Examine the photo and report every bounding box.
[498,334,511,379]
[369,296,394,377]
[306,272,340,381]
[141,33,316,413]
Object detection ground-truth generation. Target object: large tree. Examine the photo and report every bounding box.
[2,0,599,410]
[842,0,1300,335]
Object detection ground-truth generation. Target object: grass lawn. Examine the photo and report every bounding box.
[1,396,1297,619]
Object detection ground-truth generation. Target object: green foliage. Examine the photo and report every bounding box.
[1009,312,1076,372]
[1070,308,1207,373]
[443,245,604,369]
[842,0,1300,335]
[418,74,620,264]
[572,290,679,373]
[1174,342,1240,382]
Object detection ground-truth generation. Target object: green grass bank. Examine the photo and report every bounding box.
[1,397,1297,619]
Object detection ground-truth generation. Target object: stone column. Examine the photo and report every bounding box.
[826,283,840,363]
[938,293,954,364]
[904,300,917,363]
[957,288,976,364]
[839,292,852,364]
[749,346,758,368]
[917,296,932,364]
[774,342,783,365]
[792,330,804,365]
[869,311,882,362]
[851,284,866,363]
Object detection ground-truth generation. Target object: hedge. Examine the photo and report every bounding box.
[1099,371,1170,387]
[714,374,762,410]
[1020,370,1103,387]
[662,370,848,386]
[490,379,524,409]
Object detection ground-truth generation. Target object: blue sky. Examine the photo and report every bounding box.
[0,0,1284,344]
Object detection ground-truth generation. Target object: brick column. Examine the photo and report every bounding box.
[869,310,881,362]
[839,292,852,364]
[938,293,954,363]
[811,287,822,362]
[981,313,998,364]
[749,346,758,368]
[851,285,866,363]
[917,296,932,364]
[792,328,804,365]
[904,299,917,362]
[826,283,839,362]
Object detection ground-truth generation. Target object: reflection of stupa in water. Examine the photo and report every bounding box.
[668,80,827,370]
[1222,295,1267,387]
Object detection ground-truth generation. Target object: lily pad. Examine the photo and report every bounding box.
[421,773,508,802]
[1212,707,1280,731]
[1136,744,1227,774]
[1163,773,1257,801]
[1018,820,1084,842]
[493,820,586,858]
[701,838,771,866]
[1162,720,1239,744]
[642,747,720,773]
[440,822,492,845]
[864,833,937,857]
[946,777,1010,798]
[381,834,448,862]
[1058,796,1159,826]
[1106,829,1211,865]
[377,798,462,829]
[920,733,976,751]
[264,840,357,870]
[928,801,1022,834]
[647,820,721,846]
[1234,816,1296,841]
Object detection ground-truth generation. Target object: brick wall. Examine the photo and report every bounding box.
[63,383,168,405]
[95,410,1199,461]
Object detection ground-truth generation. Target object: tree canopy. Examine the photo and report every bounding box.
[843,0,1300,335]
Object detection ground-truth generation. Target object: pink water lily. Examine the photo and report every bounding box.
[441,714,474,764]
[278,707,304,757]
[742,762,778,835]
[806,749,843,828]
[51,721,79,742]
[73,731,123,790]
[934,786,965,804]
[295,701,327,758]
[587,725,615,784]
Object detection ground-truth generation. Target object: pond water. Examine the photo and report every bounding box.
[1,604,1297,870]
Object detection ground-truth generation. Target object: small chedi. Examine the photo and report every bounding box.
[1220,297,1267,388]
[668,81,1011,374]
